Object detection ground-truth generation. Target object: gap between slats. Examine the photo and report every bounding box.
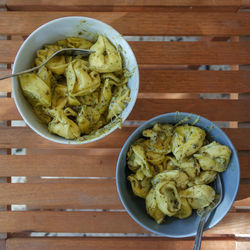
[2,40,250,65]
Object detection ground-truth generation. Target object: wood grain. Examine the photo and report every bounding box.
[0,182,247,208]
[236,241,250,250]
[140,70,250,93]
[5,238,238,250]
[237,183,250,201]
[1,98,250,122]
[0,127,248,150]
[3,69,250,94]
[130,41,250,65]
[2,40,250,65]
[0,211,249,234]
[0,70,12,93]
[242,0,250,7]
[0,153,248,177]
[5,0,242,8]
[0,155,117,177]
[0,40,22,64]
[1,12,250,36]
[238,153,250,178]
[234,197,250,209]
[1,0,249,246]
[0,181,122,209]
[128,99,250,122]
[0,126,133,149]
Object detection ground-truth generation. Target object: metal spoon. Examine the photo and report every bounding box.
[0,48,93,80]
[193,174,223,250]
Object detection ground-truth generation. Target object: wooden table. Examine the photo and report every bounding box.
[0,1,250,249]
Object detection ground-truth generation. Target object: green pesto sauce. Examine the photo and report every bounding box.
[76,117,122,142]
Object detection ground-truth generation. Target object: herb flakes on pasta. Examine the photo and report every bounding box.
[127,123,232,224]
[19,36,130,140]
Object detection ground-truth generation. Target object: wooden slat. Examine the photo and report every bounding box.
[1,12,250,36]
[0,155,117,177]
[0,126,133,149]
[0,181,122,209]
[4,1,242,13]
[0,99,21,120]
[3,1,242,12]
[223,128,250,150]
[131,41,250,65]
[4,69,250,94]
[234,197,250,208]
[140,70,250,93]
[0,211,249,234]
[1,98,250,122]
[0,40,21,64]
[128,99,250,122]
[6,238,238,250]
[5,0,242,8]
[26,148,121,156]
[3,69,250,94]
[237,183,250,201]
[0,153,248,177]
[242,0,250,7]
[237,241,250,249]
[0,127,249,150]
[2,40,250,65]
[238,153,250,178]
[0,70,12,93]
[0,182,247,208]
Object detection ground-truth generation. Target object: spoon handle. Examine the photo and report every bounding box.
[193,213,208,250]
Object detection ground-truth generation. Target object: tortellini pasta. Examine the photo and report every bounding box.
[19,35,131,140]
[180,185,215,210]
[194,141,232,172]
[127,123,232,224]
[171,124,206,160]
[89,35,122,73]
[146,188,165,224]
[19,73,51,107]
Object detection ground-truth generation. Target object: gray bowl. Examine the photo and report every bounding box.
[116,112,240,237]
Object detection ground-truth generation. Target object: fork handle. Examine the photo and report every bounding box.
[0,73,19,80]
[193,213,208,250]
[0,64,42,81]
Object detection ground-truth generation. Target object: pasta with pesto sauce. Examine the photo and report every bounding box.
[19,35,130,140]
[127,123,231,224]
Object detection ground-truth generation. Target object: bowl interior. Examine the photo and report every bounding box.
[116,112,240,237]
[12,16,139,144]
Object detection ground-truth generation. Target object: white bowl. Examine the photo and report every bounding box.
[12,16,139,144]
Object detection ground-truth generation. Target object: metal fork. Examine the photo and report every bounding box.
[193,174,223,250]
[0,48,93,80]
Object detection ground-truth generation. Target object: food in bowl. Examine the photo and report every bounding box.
[13,17,139,144]
[18,35,130,140]
[127,123,231,224]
